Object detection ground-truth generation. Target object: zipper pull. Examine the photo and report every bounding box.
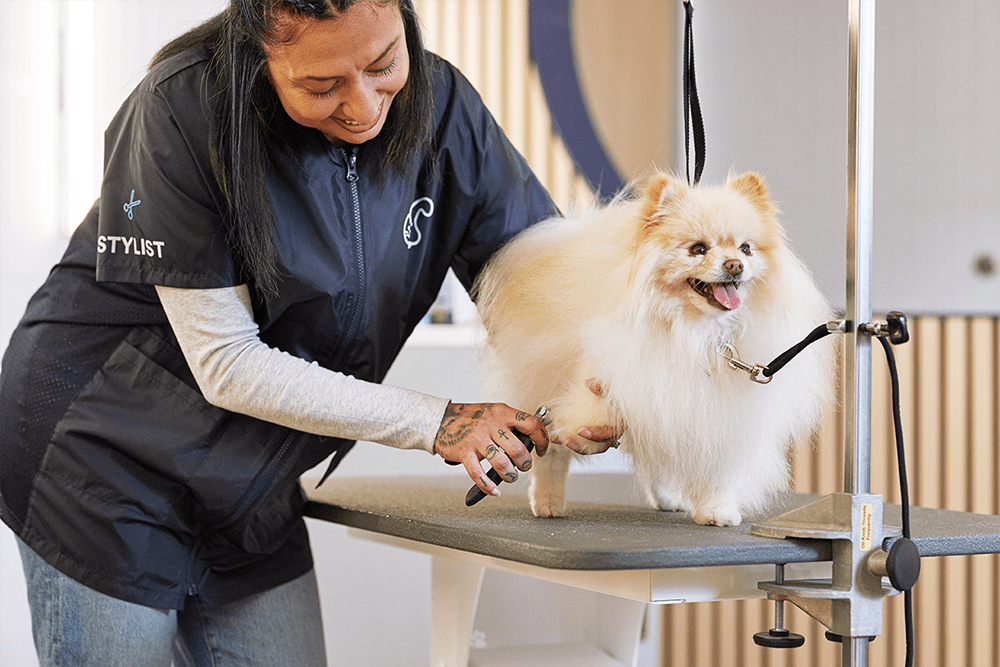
[343,148,359,183]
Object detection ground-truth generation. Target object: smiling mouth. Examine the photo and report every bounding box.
[688,278,742,310]
[337,98,385,132]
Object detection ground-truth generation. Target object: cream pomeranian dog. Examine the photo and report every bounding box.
[473,172,837,525]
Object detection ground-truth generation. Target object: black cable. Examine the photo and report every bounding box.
[877,335,914,667]
[682,0,706,186]
[903,587,914,667]
[877,336,911,539]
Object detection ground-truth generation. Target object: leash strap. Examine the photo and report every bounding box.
[683,0,706,186]
[760,324,832,378]
[723,323,833,383]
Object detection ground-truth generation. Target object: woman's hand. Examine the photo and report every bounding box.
[560,425,620,454]
[559,379,623,455]
[434,402,549,497]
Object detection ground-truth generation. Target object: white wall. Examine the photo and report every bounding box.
[689,0,999,314]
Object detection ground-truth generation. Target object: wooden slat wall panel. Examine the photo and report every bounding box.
[969,317,1000,667]
[942,318,968,667]
[915,317,946,666]
[412,4,998,665]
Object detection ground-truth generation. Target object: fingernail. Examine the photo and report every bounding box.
[521,460,532,471]
[491,488,501,497]
[578,428,593,440]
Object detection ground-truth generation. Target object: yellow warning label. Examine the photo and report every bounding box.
[860,503,873,551]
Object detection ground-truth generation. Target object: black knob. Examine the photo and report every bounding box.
[886,537,920,592]
[886,311,909,345]
[754,629,805,649]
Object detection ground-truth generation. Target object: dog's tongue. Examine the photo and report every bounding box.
[714,283,741,310]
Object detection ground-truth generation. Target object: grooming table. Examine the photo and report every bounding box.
[303,473,1000,666]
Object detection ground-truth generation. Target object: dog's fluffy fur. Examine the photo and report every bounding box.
[474,172,837,525]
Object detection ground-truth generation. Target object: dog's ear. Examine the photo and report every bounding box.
[727,172,777,216]
[641,173,685,225]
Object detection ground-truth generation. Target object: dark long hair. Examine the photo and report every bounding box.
[152,0,434,296]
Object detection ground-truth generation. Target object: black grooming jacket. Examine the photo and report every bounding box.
[0,46,555,610]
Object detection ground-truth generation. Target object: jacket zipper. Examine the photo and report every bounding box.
[184,147,364,599]
[227,430,298,521]
[183,429,298,599]
[340,146,366,349]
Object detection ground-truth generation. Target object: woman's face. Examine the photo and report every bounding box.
[265,1,409,145]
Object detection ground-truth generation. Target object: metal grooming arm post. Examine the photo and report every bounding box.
[750,2,885,667]
[845,0,876,502]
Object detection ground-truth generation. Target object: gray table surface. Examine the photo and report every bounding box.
[303,473,1000,571]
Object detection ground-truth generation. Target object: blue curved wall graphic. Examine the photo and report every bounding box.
[528,0,626,199]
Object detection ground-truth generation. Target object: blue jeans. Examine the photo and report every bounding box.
[17,538,327,667]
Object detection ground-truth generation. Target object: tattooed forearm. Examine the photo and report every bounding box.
[436,403,475,452]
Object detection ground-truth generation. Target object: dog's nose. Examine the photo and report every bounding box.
[723,258,744,276]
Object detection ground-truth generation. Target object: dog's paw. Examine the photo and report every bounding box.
[692,505,743,527]
[530,492,567,518]
[648,485,687,512]
[655,500,686,513]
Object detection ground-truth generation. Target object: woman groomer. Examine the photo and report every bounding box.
[0,1,616,665]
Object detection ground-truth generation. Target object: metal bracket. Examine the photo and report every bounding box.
[751,494,903,639]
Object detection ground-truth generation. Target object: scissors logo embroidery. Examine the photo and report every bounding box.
[123,190,141,220]
[403,197,434,249]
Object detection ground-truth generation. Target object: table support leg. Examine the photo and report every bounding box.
[431,556,485,667]
[595,595,648,667]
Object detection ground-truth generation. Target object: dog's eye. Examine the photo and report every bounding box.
[690,243,708,256]
[740,243,753,256]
